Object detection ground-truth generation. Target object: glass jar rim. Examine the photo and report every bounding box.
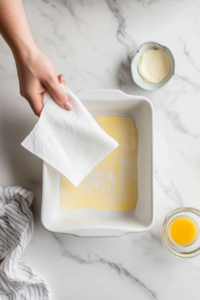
[161,207,200,258]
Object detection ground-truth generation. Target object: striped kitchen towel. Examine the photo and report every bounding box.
[0,186,50,300]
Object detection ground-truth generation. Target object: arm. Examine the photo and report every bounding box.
[0,0,72,116]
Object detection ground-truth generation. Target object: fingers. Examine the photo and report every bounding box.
[58,74,65,85]
[45,75,72,111]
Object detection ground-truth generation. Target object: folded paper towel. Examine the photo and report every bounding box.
[22,86,119,187]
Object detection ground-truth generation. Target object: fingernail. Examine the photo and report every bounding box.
[64,101,72,111]
[61,74,63,80]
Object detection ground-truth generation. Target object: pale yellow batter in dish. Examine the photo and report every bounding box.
[60,115,138,212]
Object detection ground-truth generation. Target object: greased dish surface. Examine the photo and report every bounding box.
[60,115,138,212]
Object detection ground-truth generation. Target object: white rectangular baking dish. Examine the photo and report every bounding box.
[41,89,154,237]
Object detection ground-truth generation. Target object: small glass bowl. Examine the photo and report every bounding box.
[161,207,200,258]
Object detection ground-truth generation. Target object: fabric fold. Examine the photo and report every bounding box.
[0,186,50,300]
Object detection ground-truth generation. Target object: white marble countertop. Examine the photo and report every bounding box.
[1,0,200,299]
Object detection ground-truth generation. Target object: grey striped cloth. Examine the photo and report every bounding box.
[0,186,50,300]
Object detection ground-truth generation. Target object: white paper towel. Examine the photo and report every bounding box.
[22,85,119,187]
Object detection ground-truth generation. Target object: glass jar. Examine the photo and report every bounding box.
[161,207,200,258]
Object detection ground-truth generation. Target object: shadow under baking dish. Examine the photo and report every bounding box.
[41,89,154,237]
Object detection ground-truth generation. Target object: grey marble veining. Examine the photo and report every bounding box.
[1,0,200,299]
[53,233,158,299]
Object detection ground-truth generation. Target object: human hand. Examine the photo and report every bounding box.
[14,46,72,116]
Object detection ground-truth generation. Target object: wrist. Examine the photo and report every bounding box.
[12,39,38,63]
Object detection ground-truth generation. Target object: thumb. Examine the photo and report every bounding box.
[45,79,72,111]
[28,93,44,117]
